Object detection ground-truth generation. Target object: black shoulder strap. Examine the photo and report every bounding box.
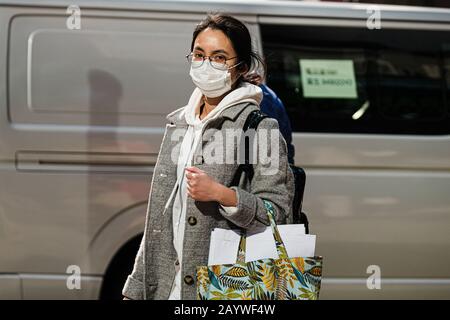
[233,109,310,232]
[232,109,268,184]
[243,109,269,133]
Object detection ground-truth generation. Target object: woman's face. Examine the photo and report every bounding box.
[192,28,245,85]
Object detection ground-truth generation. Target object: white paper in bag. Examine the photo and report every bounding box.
[207,224,315,266]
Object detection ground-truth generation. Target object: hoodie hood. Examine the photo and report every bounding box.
[162,82,263,214]
[184,81,263,127]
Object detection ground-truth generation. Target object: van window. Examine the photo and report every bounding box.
[261,25,450,135]
[9,16,194,127]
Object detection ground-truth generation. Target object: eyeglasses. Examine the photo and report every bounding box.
[186,52,241,71]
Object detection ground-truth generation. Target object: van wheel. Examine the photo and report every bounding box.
[99,234,142,300]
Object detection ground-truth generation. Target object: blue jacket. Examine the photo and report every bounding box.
[259,84,295,165]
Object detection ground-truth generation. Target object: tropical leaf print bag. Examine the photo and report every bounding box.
[196,200,323,300]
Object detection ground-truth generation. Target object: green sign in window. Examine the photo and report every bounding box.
[299,59,358,99]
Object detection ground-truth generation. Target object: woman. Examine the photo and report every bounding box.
[122,14,295,300]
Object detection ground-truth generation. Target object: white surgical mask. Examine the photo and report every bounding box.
[189,61,241,98]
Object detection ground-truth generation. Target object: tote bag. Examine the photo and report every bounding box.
[196,200,323,300]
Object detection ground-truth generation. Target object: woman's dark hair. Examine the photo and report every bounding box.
[190,13,267,85]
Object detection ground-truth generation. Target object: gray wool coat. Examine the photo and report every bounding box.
[122,101,295,300]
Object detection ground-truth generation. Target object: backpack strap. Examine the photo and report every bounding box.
[231,109,310,232]
[231,109,268,185]
[290,165,309,233]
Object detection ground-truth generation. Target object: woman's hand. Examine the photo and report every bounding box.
[185,166,220,202]
[185,166,237,206]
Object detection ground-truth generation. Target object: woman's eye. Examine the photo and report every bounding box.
[212,55,226,63]
[193,53,204,59]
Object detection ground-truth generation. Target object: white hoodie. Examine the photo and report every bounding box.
[168,82,263,299]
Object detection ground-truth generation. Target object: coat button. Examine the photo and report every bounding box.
[175,259,179,266]
[184,275,194,285]
[195,155,204,164]
[187,216,197,226]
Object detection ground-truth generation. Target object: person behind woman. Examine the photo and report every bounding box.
[122,13,295,300]
[246,73,296,165]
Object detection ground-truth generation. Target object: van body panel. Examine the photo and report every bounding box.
[0,275,22,299]
[1,0,449,299]
[293,133,450,170]
[85,203,146,276]
[320,279,450,300]
[20,274,102,299]
[305,169,450,277]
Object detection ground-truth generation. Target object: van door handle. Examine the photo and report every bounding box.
[16,151,158,173]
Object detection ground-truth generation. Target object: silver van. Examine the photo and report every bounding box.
[0,0,449,299]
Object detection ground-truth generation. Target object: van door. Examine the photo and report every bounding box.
[259,18,450,299]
